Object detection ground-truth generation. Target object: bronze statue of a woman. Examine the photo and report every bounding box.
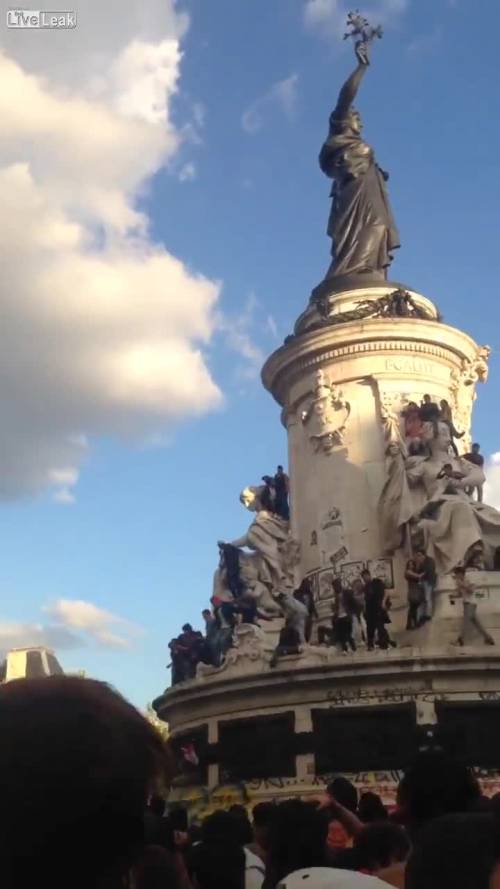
[319,38,400,284]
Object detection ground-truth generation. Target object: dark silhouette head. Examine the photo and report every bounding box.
[405,813,500,889]
[473,442,481,453]
[189,840,245,889]
[354,822,410,872]
[402,750,480,835]
[423,394,431,403]
[357,792,388,824]
[0,676,171,889]
[327,777,358,813]
[132,845,179,889]
[182,623,193,633]
[266,800,328,886]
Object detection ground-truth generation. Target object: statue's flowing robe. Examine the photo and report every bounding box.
[319,130,400,278]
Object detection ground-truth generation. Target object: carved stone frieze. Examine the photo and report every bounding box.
[301,370,351,454]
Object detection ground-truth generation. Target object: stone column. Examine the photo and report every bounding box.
[262,286,485,610]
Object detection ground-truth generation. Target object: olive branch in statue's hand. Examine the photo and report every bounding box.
[344,10,383,65]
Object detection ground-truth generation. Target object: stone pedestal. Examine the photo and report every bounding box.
[262,285,484,604]
[154,283,500,812]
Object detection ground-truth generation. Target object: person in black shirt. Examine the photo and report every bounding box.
[362,570,390,651]
[419,394,440,440]
[414,549,437,623]
[274,465,290,520]
[463,443,485,503]
[270,625,301,667]
[463,442,484,468]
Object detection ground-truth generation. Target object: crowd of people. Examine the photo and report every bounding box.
[168,566,402,683]
[5,674,500,889]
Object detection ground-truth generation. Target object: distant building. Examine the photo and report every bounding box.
[2,647,64,682]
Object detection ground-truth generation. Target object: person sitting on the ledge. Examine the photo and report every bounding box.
[436,462,465,494]
[439,399,465,457]
[269,623,301,668]
[235,593,274,628]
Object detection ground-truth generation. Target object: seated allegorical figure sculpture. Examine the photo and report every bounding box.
[214,483,300,613]
[379,415,500,574]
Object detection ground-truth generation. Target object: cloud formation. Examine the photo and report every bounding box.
[304,0,408,40]
[242,74,299,134]
[0,598,141,655]
[0,0,222,502]
[45,599,142,648]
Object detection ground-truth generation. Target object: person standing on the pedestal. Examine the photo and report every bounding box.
[419,395,440,440]
[274,465,290,521]
[294,577,317,642]
[332,578,356,654]
[319,41,400,282]
[452,567,495,647]
[362,570,391,651]
[414,549,437,624]
[405,560,424,630]
[463,443,485,502]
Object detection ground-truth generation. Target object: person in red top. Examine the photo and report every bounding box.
[402,401,423,442]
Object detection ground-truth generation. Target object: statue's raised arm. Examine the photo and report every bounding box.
[319,14,400,286]
[332,47,369,122]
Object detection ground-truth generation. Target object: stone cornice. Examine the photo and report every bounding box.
[155,649,500,730]
[262,319,479,406]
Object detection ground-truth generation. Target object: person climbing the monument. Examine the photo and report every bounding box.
[452,567,495,647]
[275,591,309,644]
[294,577,317,642]
[439,399,464,457]
[405,559,424,630]
[274,465,290,521]
[269,623,302,668]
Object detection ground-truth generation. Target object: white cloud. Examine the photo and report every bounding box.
[484,454,500,511]
[266,315,279,339]
[45,599,142,649]
[216,294,265,381]
[242,74,299,135]
[0,1,223,500]
[0,597,142,654]
[304,0,408,40]
[0,621,82,652]
[178,161,197,182]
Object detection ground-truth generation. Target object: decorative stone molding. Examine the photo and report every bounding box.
[301,369,351,454]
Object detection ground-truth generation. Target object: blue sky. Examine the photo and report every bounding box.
[0,0,499,708]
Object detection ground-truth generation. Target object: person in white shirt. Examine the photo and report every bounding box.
[452,567,494,647]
